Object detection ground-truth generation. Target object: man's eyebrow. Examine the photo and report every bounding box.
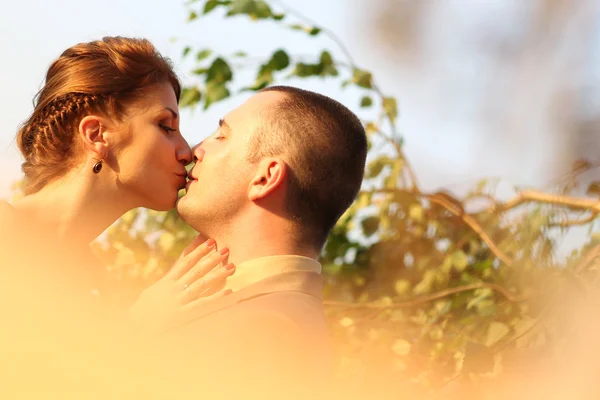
[218,118,230,129]
[164,107,178,120]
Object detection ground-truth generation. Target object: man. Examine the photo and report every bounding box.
[167,86,367,398]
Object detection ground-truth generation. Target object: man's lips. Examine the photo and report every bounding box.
[185,172,198,190]
[175,173,188,190]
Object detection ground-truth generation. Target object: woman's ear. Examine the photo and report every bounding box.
[248,158,288,201]
[79,115,108,160]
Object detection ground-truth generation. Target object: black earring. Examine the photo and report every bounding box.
[92,160,103,174]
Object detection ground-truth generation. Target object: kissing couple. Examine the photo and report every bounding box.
[0,36,367,399]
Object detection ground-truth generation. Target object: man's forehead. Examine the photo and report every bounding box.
[227,91,284,120]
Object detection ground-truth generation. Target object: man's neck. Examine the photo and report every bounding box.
[210,214,319,267]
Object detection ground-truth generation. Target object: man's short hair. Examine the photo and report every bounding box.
[247,85,367,249]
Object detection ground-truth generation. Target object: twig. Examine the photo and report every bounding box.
[547,212,598,228]
[269,0,357,66]
[426,192,513,266]
[324,281,527,309]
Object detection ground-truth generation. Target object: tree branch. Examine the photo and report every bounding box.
[360,187,513,265]
[495,190,600,214]
[324,281,527,309]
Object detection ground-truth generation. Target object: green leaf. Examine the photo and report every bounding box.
[227,0,272,19]
[319,51,338,76]
[183,46,192,58]
[188,10,198,21]
[268,49,290,71]
[352,68,373,89]
[179,87,202,107]
[272,13,285,21]
[244,66,273,91]
[196,49,212,61]
[360,96,373,108]
[206,57,233,85]
[485,322,510,347]
[383,96,398,124]
[451,250,469,272]
[203,0,219,14]
[366,156,390,179]
[309,27,321,36]
[292,62,320,77]
[408,204,424,222]
[192,67,209,75]
[204,82,230,109]
[361,216,380,237]
[394,279,411,296]
[233,51,248,57]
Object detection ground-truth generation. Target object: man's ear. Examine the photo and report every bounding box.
[248,158,288,201]
[78,115,109,161]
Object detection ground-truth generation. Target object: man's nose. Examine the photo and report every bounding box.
[192,143,205,163]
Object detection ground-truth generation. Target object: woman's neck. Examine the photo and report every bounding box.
[13,169,134,251]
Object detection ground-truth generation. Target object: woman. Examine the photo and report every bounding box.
[0,36,233,332]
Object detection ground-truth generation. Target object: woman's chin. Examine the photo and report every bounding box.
[145,192,180,212]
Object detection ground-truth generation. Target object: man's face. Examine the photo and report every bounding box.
[176,91,284,233]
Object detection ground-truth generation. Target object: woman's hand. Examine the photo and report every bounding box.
[128,235,235,333]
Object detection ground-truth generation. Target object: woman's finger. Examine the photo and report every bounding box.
[167,238,216,280]
[186,263,235,300]
[181,234,208,257]
[180,248,231,287]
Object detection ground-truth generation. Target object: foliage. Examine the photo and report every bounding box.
[82,0,600,396]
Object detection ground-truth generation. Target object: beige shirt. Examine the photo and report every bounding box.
[224,255,322,292]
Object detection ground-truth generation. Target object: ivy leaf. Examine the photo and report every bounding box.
[408,204,424,222]
[352,68,373,89]
[204,82,230,109]
[227,0,272,20]
[383,96,398,124]
[196,49,212,61]
[360,96,373,108]
[292,62,320,77]
[366,156,391,179]
[394,279,411,296]
[268,49,290,71]
[203,0,220,14]
[192,67,209,75]
[319,51,338,76]
[308,27,321,36]
[179,87,202,107]
[361,216,380,237]
[188,10,198,21]
[205,57,233,85]
[452,250,469,272]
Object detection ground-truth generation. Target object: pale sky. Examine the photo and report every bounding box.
[0,0,597,256]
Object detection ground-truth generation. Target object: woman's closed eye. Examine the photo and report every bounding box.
[159,124,177,134]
